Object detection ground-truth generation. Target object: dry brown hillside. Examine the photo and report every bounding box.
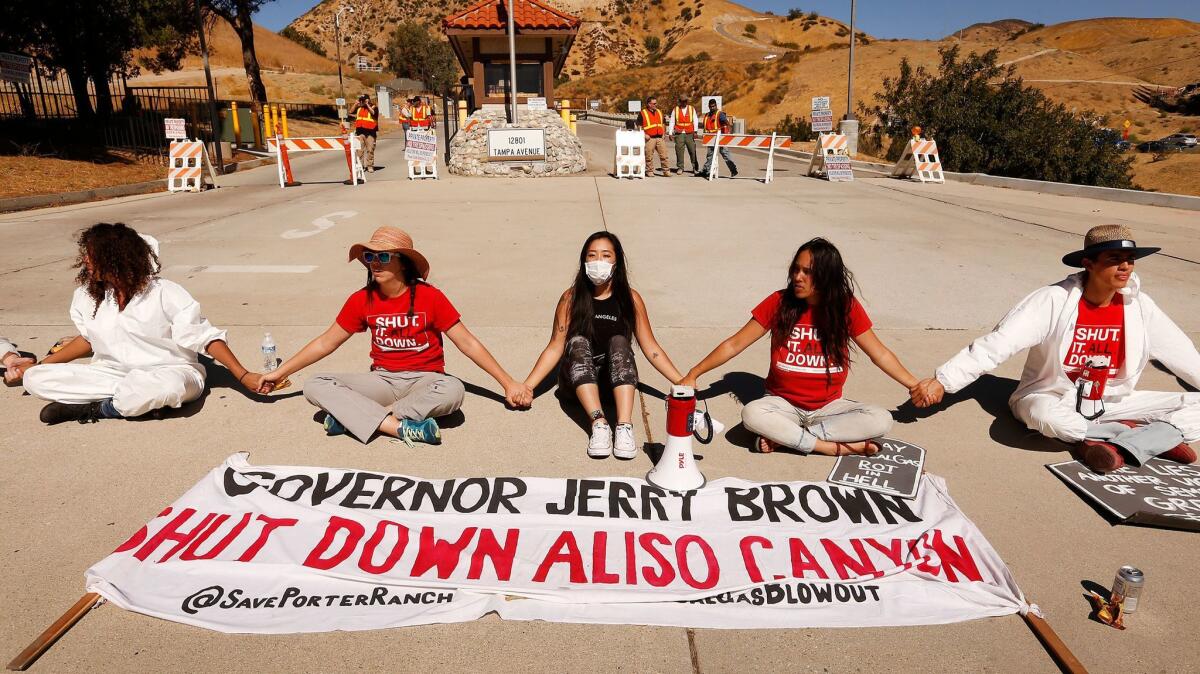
[1012,17,1200,53]
[945,19,1034,42]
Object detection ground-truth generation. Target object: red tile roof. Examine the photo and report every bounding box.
[443,0,581,31]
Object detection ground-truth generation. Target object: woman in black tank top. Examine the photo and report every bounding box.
[522,232,685,459]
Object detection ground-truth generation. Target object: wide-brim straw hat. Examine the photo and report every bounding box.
[348,226,430,279]
[1062,224,1160,267]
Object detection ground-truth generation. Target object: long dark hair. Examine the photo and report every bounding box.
[566,231,635,341]
[772,238,859,377]
[74,222,159,316]
[365,253,422,318]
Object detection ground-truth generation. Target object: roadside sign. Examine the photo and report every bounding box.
[487,128,546,162]
[811,96,831,110]
[627,100,642,113]
[1123,119,1132,128]
[828,439,924,498]
[701,95,723,112]
[405,129,437,163]
[589,100,600,110]
[0,52,33,85]
[164,117,188,140]
[824,155,854,181]
[527,97,547,111]
[811,95,833,132]
[335,98,346,107]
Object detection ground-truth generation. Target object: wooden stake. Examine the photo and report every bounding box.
[7,593,101,671]
[1022,610,1088,674]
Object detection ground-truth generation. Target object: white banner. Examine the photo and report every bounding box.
[404,130,437,163]
[86,454,1029,634]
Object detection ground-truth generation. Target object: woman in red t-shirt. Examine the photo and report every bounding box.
[260,227,530,445]
[681,238,922,456]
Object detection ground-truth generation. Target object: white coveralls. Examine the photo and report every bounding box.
[0,336,15,360]
[23,280,226,417]
[936,273,1200,443]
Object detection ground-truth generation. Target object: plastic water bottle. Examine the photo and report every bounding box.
[261,333,277,372]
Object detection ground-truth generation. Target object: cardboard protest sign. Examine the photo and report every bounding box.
[1048,459,1200,532]
[828,439,925,499]
[85,454,1030,633]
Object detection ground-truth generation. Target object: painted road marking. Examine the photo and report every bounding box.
[164,265,317,274]
[281,210,357,239]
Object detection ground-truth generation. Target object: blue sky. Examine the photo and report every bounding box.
[255,0,1200,40]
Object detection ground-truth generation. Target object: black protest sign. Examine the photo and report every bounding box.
[1047,459,1200,532]
[827,439,926,500]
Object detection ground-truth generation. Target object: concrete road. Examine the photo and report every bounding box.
[1,130,1198,673]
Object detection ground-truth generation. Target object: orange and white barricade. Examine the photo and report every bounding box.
[266,135,365,188]
[167,140,217,192]
[614,130,645,179]
[700,131,792,182]
[806,133,853,182]
[892,138,944,183]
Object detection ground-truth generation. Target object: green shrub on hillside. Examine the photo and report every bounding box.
[281,26,326,57]
[861,45,1133,188]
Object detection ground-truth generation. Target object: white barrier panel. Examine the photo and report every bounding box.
[614,129,645,179]
[267,135,364,188]
[892,138,944,184]
[806,133,852,182]
[167,140,217,193]
[700,133,793,183]
[405,129,438,180]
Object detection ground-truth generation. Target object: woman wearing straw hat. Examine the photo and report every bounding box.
[260,227,531,446]
[913,225,1200,473]
[680,238,920,456]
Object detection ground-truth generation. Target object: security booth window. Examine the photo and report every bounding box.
[483,62,544,98]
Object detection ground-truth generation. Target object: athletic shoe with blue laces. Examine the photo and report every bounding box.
[392,418,441,447]
[323,413,346,436]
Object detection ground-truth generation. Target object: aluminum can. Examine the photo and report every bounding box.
[1112,566,1144,613]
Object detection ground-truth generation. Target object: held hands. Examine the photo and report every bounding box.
[909,377,945,408]
[504,380,534,409]
[238,371,266,393]
[3,357,35,384]
[257,369,288,395]
[676,372,698,390]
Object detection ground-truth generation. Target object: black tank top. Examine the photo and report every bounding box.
[590,294,627,350]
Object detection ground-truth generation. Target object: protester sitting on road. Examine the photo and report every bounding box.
[260,227,531,446]
[912,225,1199,473]
[701,98,738,178]
[680,238,920,456]
[2,337,34,385]
[350,93,379,173]
[638,96,671,177]
[522,232,685,460]
[668,95,700,176]
[19,223,261,424]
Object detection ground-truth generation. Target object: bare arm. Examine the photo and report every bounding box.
[523,291,571,390]
[39,335,92,365]
[852,329,920,391]
[205,339,262,391]
[680,319,768,388]
[631,289,684,384]
[445,322,529,407]
[265,323,353,383]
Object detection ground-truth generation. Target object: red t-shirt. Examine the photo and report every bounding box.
[336,284,461,373]
[1063,298,1124,382]
[751,292,873,410]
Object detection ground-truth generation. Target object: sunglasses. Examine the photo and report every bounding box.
[362,252,395,264]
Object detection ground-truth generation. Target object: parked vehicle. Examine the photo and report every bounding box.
[1162,133,1197,147]
[1136,139,1181,153]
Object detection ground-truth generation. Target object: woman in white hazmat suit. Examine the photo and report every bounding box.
[16,223,262,424]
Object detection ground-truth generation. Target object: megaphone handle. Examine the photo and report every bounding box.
[693,400,714,444]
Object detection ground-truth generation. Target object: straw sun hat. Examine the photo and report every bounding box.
[1061,224,1160,268]
[347,226,430,279]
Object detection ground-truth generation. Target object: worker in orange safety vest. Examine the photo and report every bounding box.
[350,93,379,172]
[410,98,435,130]
[638,96,670,176]
[668,95,700,175]
[701,98,738,178]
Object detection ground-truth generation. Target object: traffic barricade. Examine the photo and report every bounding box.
[892,138,945,183]
[614,130,645,179]
[266,135,365,188]
[700,131,793,182]
[167,140,217,193]
[807,133,854,182]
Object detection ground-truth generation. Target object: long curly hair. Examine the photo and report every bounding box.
[74,223,158,315]
[772,238,860,380]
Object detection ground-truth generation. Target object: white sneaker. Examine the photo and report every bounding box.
[587,421,613,458]
[614,423,637,459]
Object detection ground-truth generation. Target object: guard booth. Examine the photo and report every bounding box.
[442,0,580,114]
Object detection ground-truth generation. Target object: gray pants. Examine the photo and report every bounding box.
[704,145,736,174]
[673,133,698,172]
[304,371,465,443]
[741,396,893,454]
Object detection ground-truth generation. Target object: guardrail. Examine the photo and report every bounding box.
[581,111,636,128]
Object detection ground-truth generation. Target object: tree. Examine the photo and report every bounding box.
[860,45,1134,188]
[385,22,458,95]
[203,0,272,109]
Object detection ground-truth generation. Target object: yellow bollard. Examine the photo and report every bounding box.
[230,101,240,147]
[457,99,467,128]
[279,105,289,139]
[264,104,274,138]
[560,99,571,126]
[570,113,577,135]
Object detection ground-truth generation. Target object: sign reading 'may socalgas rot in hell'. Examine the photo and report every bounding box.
[487,128,546,162]
[85,454,1030,634]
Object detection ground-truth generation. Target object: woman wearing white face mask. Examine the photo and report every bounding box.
[523,231,684,459]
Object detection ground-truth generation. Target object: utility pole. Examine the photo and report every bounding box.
[507,0,518,125]
[839,0,860,154]
[195,0,225,171]
[335,6,354,122]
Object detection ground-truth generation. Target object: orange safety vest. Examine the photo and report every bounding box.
[641,108,664,137]
[354,106,377,131]
[703,111,728,134]
[672,106,695,134]
[411,105,432,128]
